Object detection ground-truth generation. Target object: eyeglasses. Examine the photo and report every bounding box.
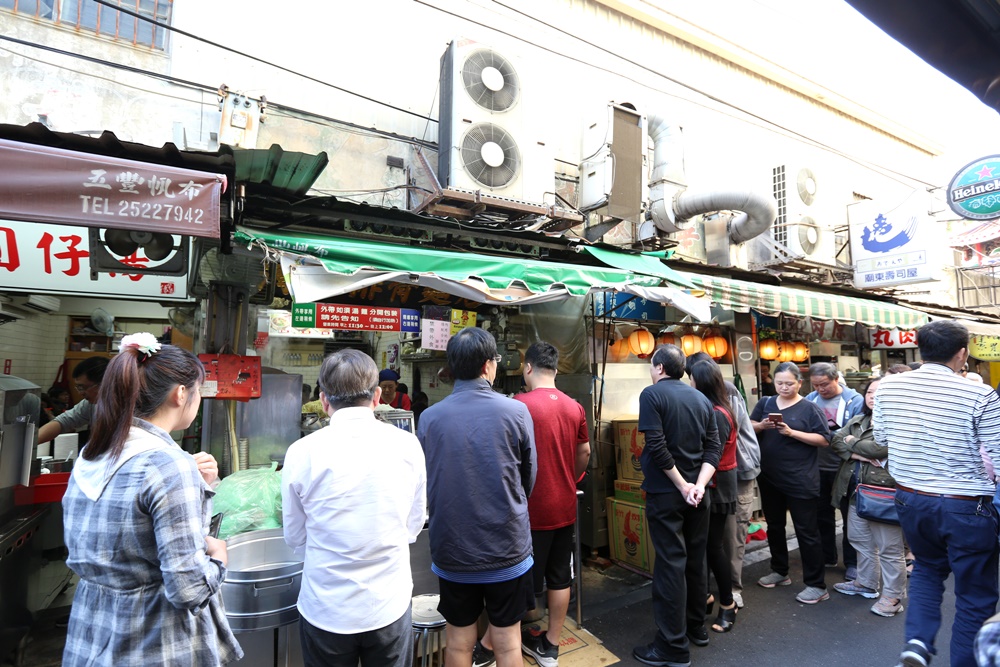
[75,382,97,393]
[493,355,503,363]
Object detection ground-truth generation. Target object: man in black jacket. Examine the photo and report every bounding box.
[633,345,722,667]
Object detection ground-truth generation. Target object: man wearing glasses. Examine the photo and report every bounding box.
[417,327,537,667]
[36,356,109,446]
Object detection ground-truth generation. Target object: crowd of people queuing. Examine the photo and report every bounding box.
[53,321,1000,667]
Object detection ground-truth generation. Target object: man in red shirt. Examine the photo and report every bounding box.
[475,341,590,667]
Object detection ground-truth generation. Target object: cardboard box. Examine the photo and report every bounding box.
[606,497,651,573]
[613,419,645,482]
[613,479,646,505]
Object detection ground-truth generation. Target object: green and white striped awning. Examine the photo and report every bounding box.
[679,272,929,329]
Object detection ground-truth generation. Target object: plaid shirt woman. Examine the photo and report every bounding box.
[61,337,241,666]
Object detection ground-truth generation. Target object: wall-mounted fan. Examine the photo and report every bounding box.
[460,123,521,188]
[189,239,276,304]
[461,48,520,112]
[90,307,115,337]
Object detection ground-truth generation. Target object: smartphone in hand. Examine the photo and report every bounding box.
[209,512,224,538]
[767,413,784,424]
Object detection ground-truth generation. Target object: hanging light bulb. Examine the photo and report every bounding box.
[628,326,656,357]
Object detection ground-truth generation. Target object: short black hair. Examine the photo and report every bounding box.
[74,356,110,383]
[907,362,923,370]
[685,351,716,376]
[808,362,838,381]
[916,320,969,363]
[524,341,558,373]
[650,344,685,380]
[447,327,497,381]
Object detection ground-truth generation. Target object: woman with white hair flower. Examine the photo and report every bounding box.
[61,334,242,666]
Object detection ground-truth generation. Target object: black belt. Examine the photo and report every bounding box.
[896,484,986,502]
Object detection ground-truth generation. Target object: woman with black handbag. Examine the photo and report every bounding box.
[830,377,907,617]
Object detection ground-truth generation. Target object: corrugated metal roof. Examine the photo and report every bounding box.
[233,144,329,198]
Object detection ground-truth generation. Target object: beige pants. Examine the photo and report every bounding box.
[847,502,908,600]
[727,478,757,592]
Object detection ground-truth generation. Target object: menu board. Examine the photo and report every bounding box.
[421,319,452,351]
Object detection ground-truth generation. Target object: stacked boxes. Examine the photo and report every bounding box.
[606,497,651,572]
[613,419,645,482]
[609,418,653,574]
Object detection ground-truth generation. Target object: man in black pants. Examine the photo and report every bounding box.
[632,345,721,667]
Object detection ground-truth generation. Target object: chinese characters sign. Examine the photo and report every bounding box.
[292,302,420,333]
[867,328,917,349]
[969,335,1000,361]
[0,139,224,237]
[848,195,932,288]
[0,219,188,300]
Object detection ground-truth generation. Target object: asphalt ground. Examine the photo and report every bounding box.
[583,544,958,667]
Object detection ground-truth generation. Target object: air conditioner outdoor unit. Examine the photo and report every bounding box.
[438,39,553,205]
[578,102,648,223]
[11,294,60,314]
[764,164,839,263]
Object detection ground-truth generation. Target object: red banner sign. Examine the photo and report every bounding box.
[0,139,225,238]
[868,327,918,349]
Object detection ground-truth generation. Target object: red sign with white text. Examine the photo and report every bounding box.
[0,219,189,300]
[0,138,224,237]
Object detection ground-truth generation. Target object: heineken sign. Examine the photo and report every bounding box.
[948,156,1000,221]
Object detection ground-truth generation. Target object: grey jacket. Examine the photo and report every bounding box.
[725,381,761,481]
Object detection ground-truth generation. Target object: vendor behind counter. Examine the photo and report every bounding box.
[378,369,410,410]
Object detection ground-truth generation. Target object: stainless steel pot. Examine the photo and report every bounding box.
[221,528,303,633]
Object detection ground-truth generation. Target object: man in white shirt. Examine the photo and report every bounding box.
[282,349,427,667]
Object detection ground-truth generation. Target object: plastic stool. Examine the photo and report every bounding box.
[412,594,446,667]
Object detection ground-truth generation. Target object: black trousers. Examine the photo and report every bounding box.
[818,469,857,568]
[758,475,826,589]
[300,605,413,667]
[646,489,710,664]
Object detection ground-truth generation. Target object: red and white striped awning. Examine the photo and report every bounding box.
[950,222,1000,247]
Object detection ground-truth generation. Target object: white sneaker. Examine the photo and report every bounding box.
[733,591,744,609]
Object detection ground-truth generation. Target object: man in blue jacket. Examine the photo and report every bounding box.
[806,362,864,580]
[417,327,536,667]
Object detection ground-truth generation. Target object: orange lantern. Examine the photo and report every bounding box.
[657,332,676,347]
[759,338,779,360]
[777,341,796,363]
[792,341,809,363]
[702,332,729,360]
[628,327,656,357]
[607,338,631,362]
[681,333,703,356]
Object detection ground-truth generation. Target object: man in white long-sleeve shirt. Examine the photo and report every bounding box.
[282,349,427,667]
[874,320,1000,667]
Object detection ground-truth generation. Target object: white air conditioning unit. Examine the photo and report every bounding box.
[767,164,838,262]
[438,39,553,205]
[11,294,60,314]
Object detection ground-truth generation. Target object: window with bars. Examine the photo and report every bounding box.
[1,0,172,50]
[772,165,788,246]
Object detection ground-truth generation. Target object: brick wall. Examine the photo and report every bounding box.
[0,313,70,390]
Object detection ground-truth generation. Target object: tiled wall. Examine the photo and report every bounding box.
[0,313,70,390]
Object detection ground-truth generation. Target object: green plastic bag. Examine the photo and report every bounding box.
[212,463,283,539]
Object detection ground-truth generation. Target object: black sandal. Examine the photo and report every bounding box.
[712,604,737,633]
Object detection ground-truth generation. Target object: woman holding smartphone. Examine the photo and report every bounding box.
[749,361,832,605]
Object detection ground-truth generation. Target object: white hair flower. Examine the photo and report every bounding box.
[120,332,161,360]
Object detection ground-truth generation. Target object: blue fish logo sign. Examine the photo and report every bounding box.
[860,213,918,254]
[948,156,1000,221]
